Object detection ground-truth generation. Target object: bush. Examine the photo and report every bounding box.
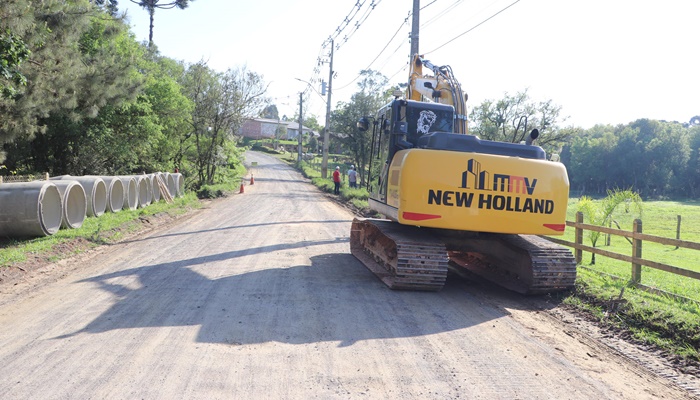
[340,186,368,201]
[196,185,226,199]
[312,177,334,193]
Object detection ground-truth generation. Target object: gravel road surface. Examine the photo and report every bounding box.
[0,152,696,399]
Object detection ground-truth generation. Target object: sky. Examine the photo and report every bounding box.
[120,0,700,129]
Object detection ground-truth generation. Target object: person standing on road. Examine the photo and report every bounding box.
[348,165,357,189]
[333,166,341,195]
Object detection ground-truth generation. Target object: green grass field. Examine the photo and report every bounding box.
[559,198,700,303]
[556,198,700,360]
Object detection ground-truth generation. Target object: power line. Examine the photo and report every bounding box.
[424,0,522,55]
[421,0,462,29]
[333,11,410,92]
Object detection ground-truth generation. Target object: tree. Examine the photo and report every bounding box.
[260,104,279,120]
[181,61,268,187]
[468,89,577,155]
[2,1,144,169]
[92,0,120,15]
[130,0,193,46]
[0,29,30,99]
[330,70,388,185]
[576,189,643,264]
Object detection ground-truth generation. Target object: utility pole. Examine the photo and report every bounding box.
[410,0,420,56]
[322,39,334,179]
[297,92,303,164]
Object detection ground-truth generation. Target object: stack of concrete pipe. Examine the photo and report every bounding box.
[119,176,138,211]
[149,174,161,202]
[50,180,87,229]
[51,175,107,218]
[98,176,125,213]
[0,172,185,239]
[172,173,184,197]
[136,175,151,208]
[0,181,63,237]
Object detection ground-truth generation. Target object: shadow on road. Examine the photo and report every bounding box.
[52,250,551,346]
[120,220,352,244]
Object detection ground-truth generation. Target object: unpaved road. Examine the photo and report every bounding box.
[0,152,697,399]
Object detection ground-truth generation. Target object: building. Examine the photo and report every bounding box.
[238,118,317,140]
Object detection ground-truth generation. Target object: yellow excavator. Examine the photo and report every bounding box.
[350,55,576,294]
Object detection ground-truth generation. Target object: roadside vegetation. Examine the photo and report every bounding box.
[0,193,201,267]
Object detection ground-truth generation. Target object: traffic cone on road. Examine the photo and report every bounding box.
[239,181,245,194]
[250,174,254,185]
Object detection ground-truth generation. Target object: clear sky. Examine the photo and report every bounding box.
[120,0,700,129]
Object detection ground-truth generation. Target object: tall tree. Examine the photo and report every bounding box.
[3,9,148,175]
[260,104,279,120]
[330,70,389,185]
[468,89,577,155]
[1,1,141,164]
[129,0,193,46]
[181,61,268,187]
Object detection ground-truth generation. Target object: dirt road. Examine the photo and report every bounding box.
[0,152,696,399]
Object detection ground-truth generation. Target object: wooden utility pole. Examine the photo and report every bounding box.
[410,0,420,56]
[322,39,334,178]
[298,92,303,164]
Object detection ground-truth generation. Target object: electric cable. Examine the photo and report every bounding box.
[424,0,521,55]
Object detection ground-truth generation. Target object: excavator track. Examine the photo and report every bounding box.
[350,218,449,291]
[350,218,576,294]
[443,233,577,295]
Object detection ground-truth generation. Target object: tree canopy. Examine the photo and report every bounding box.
[330,69,389,185]
[1,1,269,190]
[129,0,194,46]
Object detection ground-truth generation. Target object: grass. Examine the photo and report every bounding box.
[555,197,700,362]
[559,198,700,302]
[0,193,202,267]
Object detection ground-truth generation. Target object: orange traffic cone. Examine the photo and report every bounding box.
[250,174,255,185]
[239,182,245,193]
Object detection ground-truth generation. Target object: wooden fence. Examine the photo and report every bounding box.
[0,173,50,184]
[547,212,700,303]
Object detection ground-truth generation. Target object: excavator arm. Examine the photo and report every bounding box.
[407,54,468,134]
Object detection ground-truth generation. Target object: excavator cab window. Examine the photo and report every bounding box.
[400,100,455,146]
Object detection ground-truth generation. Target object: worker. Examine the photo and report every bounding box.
[348,165,357,188]
[333,166,341,195]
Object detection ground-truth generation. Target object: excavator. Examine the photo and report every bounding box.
[349,54,576,294]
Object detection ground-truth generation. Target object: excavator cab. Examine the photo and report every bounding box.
[360,99,457,203]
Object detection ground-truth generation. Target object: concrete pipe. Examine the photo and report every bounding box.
[149,174,161,203]
[135,175,151,208]
[51,180,87,229]
[164,172,177,199]
[171,173,184,197]
[98,176,125,213]
[51,175,107,217]
[0,181,63,237]
[118,176,138,211]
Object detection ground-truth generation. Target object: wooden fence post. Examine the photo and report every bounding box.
[575,212,583,264]
[675,215,681,250]
[632,219,642,283]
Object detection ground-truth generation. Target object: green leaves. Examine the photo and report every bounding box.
[0,29,30,98]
